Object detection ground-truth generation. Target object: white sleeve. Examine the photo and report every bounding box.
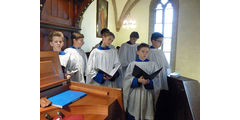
[65,53,79,75]
[119,44,128,67]
[83,53,88,75]
[122,63,135,111]
[86,50,98,84]
[152,64,162,106]
[64,48,71,54]
[113,49,121,68]
[59,54,69,68]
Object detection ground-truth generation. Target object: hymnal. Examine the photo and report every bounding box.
[132,65,162,80]
[48,90,87,108]
[95,64,121,77]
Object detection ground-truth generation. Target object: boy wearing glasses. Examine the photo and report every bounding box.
[64,32,87,83]
[148,32,170,91]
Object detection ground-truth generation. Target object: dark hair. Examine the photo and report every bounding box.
[116,46,120,49]
[71,32,84,40]
[102,31,115,38]
[137,43,149,51]
[151,32,164,41]
[101,28,110,35]
[130,31,139,39]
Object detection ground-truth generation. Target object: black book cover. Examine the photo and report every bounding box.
[95,65,121,77]
[132,65,163,80]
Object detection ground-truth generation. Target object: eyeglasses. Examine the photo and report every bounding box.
[155,39,162,43]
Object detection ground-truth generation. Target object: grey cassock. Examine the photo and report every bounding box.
[123,61,162,120]
[148,48,170,90]
[118,42,139,88]
[86,47,121,88]
[64,48,86,83]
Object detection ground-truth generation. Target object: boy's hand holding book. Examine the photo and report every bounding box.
[138,76,150,85]
[103,74,112,80]
[66,73,74,79]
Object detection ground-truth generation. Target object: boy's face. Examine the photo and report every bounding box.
[73,38,84,48]
[137,47,149,60]
[50,36,64,52]
[102,36,114,46]
[130,37,138,44]
[152,37,163,48]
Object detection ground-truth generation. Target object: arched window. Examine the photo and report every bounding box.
[149,0,178,71]
[155,1,173,64]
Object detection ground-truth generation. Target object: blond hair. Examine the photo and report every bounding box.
[48,31,64,42]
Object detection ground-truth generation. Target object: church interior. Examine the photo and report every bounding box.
[40,0,200,120]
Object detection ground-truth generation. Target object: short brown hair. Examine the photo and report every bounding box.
[102,31,115,39]
[48,31,64,42]
[101,28,110,35]
[130,31,139,39]
[71,32,84,40]
[137,43,149,51]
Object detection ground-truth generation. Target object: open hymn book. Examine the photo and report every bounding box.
[132,65,163,80]
[95,64,121,77]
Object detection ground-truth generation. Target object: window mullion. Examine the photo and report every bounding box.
[162,6,166,50]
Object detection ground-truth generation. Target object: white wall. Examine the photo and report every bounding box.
[81,0,116,52]
[112,0,151,46]
[175,0,200,81]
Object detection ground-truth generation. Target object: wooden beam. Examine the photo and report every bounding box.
[111,0,118,31]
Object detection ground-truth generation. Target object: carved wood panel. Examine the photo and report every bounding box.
[41,0,74,27]
[40,52,64,86]
[40,0,94,51]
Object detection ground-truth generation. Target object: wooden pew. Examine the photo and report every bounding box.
[155,76,200,120]
[40,51,125,120]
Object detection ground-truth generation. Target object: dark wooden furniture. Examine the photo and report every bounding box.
[155,76,200,120]
[40,51,125,120]
[40,0,94,51]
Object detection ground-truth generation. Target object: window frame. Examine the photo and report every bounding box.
[148,0,179,71]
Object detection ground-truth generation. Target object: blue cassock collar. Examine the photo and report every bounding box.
[59,51,66,55]
[97,45,110,50]
[150,46,155,49]
[136,58,149,62]
[70,46,80,49]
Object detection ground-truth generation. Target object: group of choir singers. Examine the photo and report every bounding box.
[48,28,170,120]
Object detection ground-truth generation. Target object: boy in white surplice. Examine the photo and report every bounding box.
[86,31,121,88]
[148,32,170,91]
[123,43,161,120]
[118,31,140,88]
[64,32,87,83]
[49,31,79,80]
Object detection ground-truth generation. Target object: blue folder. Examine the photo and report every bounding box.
[48,90,87,108]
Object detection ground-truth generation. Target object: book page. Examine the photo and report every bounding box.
[109,64,121,76]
